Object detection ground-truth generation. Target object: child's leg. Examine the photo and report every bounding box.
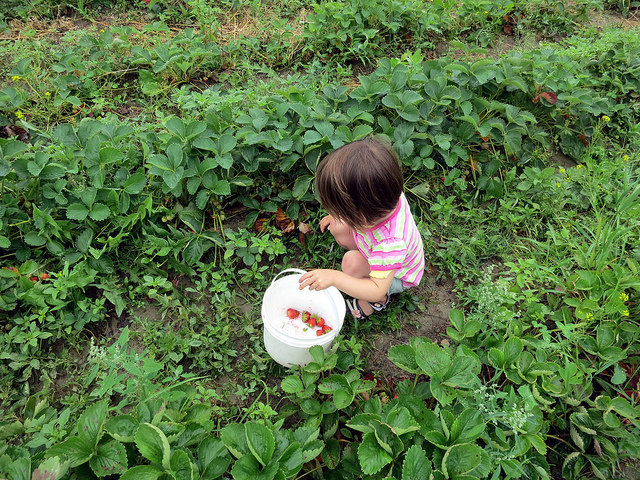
[342,250,387,317]
[326,219,387,316]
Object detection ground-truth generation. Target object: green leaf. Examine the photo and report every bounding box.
[77,119,104,140]
[429,380,456,406]
[503,337,524,365]
[76,229,93,253]
[198,437,231,479]
[449,409,485,444]
[230,454,279,480]
[66,203,90,221]
[213,179,230,196]
[196,190,211,210]
[398,105,420,122]
[230,175,253,187]
[218,134,237,155]
[384,407,420,436]
[303,130,324,145]
[372,422,404,457]
[402,445,432,480]
[415,342,450,377]
[24,231,47,246]
[166,117,186,138]
[388,344,420,374]
[163,169,184,190]
[105,415,139,443]
[358,432,393,475]
[124,173,147,194]
[135,423,171,469]
[245,422,275,467]
[46,436,94,468]
[271,443,300,478]
[301,439,324,463]
[53,124,80,147]
[570,412,597,435]
[489,348,505,369]
[221,423,248,458]
[170,449,197,480]
[185,120,206,139]
[119,465,164,480]
[217,153,234,169]
[1,139,29,160]
[89,439,127,477]
[281,376,304,394]
[99,147,124,165]
[351,124,373,141]
[443,356,479,388]
[292,175,313,200]
[193,137,217,151]
[526,433,547,455]
[442,443,482,477]
[608,396,637,419]
[4,455,30,480]
[320,437,340,470]
[183,238,205,265]
[78,401,108,447]
[89,203,110,221]
[333,389,355,409]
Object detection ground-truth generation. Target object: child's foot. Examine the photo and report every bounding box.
[347,296,390,319]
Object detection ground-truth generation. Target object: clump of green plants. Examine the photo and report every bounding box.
[302,0,452,64]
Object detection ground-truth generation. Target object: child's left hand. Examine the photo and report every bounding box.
[299,269,336,291]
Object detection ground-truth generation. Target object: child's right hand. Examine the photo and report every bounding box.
[319,215,333,233]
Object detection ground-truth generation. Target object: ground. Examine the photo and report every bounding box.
[365,270,455,376]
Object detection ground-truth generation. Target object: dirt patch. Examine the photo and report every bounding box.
[549,146,577,170]
[588,9,640,30]
[364,269,454,376]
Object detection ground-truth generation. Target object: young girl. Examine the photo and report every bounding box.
[299,138,425,319]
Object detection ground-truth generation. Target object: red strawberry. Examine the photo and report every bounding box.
[316,317,325,327]
[316,329,325,336]
[322,325,332,333]
[302,311,311,322]
[308,317,316,327]
[30,277,38,282]
[41,272,50,280]
[286,308,299,319]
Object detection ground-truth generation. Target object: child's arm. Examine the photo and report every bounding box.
[299,269,395,303]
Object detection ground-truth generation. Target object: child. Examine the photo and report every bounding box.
[299,138,425,319]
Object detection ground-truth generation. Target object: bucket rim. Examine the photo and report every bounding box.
[262,273,344,344]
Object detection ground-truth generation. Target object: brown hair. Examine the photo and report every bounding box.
[315,138,403,230]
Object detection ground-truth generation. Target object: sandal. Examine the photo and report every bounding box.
[346,296,391,320]
[369,295,391,313]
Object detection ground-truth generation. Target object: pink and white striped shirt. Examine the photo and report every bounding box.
[353,193,425,287]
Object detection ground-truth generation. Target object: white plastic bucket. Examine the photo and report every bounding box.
[262,268,346,367]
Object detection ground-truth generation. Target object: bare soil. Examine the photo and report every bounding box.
[364,269,455,376]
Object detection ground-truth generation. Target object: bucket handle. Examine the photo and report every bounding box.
[271,268,307,285]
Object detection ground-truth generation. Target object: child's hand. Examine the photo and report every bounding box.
[319,215,333,233]
[299,269,335,291]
